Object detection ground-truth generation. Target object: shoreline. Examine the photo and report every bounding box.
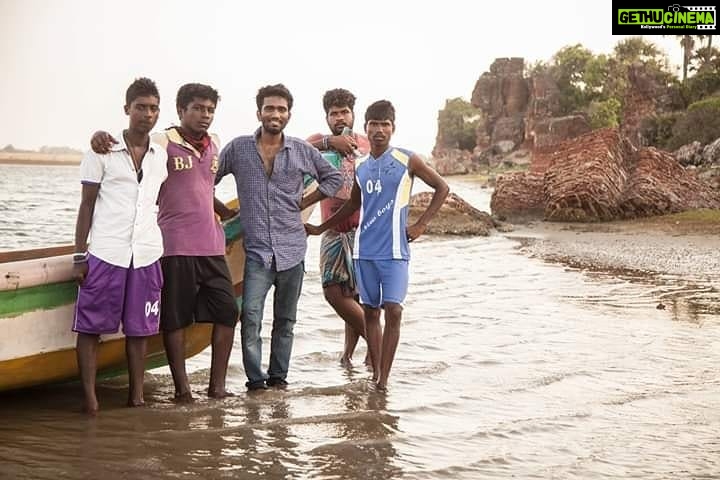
[0,154,81,166]
[504,219,720,281]
[0,159,80,166]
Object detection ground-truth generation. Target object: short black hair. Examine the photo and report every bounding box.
[126,77,159,106]
[365,100,395,124]
[256,83,293,111]
[322,88,356,114]
[176,83,219,111]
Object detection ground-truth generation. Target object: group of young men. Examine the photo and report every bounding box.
[72,79,449,414]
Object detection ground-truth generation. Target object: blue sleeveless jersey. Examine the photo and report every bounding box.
[353,147,414,260]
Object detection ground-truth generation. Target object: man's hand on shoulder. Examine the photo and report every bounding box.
[90,131,117,154]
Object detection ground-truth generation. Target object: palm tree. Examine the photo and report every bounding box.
[665,35,710,81]
[679,35,695,81]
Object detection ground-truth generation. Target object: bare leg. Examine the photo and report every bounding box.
[324,284,366,365]
[342,323,360,366]
[377,303,403,390]
[125,336,147,407]
[208,323,236,398]
[364,306,382,382]
[76,333,99,414]
[162,328,192,401]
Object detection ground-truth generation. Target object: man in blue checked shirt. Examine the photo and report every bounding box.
[215,84,342,391]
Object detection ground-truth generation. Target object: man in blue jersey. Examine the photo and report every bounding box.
[305,100,449,391]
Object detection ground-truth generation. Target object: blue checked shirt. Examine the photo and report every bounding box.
[216,129,342,271]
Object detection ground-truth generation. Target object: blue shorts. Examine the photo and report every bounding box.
[353,259,409,308]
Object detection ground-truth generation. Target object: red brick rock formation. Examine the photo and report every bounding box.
[490,171,545,220]
[621,147,720,216]
[491,128,720,222]
[544,129,635,221]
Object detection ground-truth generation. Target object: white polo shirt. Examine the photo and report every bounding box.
[80,132,168,268]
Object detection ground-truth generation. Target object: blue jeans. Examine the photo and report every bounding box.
[241,257,304,385]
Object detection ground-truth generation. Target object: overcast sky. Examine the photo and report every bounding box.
[0,0,683,155]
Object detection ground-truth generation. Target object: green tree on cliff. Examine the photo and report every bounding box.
[546,44,599,114]
[436,98,481,151]
[541,38,675,129]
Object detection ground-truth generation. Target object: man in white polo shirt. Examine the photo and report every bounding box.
[72,78,168,414]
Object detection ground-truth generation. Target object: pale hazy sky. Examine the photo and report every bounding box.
[0,0,683,155]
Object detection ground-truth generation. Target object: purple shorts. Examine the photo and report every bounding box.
[73,255,163,337]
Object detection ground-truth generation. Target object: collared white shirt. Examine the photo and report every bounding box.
[81,132,168,268]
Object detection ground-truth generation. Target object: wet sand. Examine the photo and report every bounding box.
[507,215,720,280]
[3,169,720,479]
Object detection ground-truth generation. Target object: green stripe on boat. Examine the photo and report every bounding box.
[0,281,77,317]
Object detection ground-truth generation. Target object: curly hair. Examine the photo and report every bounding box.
[125,77,159,106]
[256,83,294,111]
[176,83,220,111]
[322,88,356,114]
[364,100,395,124]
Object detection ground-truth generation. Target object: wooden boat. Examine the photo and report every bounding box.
[0,194,316,392]
[0,210,241,392]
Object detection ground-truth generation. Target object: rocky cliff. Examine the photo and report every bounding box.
[432,58,590,175]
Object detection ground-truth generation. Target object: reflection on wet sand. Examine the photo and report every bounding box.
[2,171,719,479]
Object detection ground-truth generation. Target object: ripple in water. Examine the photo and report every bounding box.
[1,170,719,479]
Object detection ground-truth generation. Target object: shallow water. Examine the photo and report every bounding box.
[1,165,719,479]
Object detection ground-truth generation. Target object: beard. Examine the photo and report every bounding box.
[263,118,286,135]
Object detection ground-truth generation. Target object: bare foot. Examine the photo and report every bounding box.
[339,355,352,367]
[81,404,99,416]
[375,382,387,392]
[173,391,194,403]
[81,396,99,416]
[207,389,235,399]
[127,399,146,407]
[364,354,372,367]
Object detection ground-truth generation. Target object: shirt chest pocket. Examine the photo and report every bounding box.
[272,168,303,195]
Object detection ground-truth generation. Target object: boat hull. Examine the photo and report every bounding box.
[0,200,248,392]
[0,192,316,392]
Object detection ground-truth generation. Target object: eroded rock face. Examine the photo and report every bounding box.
[471,58,529,151]
[543,129,635,222]
[409,192,511,236]
[433,58,591,174]
[490,171,545,221]
[491,128,720,222]
[429,149,482,176]
[622,147,720,216]
[531,115,592,152]
[673,141,704,166]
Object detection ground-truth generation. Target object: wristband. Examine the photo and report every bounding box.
[322,136,329,150]
[73,252,88,264]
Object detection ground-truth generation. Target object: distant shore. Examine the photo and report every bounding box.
[0,152,81,166]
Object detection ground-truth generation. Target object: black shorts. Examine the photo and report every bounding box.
[160,255,239,331]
